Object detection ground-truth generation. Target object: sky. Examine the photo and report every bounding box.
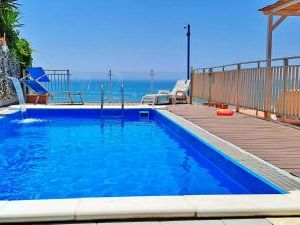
[19,0,300,80]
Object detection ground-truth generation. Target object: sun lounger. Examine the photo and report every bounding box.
[141,80,190,105]
[22,67,83,104]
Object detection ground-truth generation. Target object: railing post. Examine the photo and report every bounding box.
[264,59,273,118]
[236,64,241,112]
[66,70,71,103]
[190,67,194,104]
[282,58,289,122]
[202,68,205,99]
[256,62,261,116]
[67,69,70,92]
[208,68,212,103]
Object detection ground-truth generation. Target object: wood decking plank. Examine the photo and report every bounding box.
[167,105,300,177]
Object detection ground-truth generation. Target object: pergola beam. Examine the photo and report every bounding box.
[272,15,287,31]
[260,0,300,16]
[269,0,300,14]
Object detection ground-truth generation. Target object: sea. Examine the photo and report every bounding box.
[46,71,183,103]
[57,79,176,103]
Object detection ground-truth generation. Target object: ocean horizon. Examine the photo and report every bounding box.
[49,79,177,103]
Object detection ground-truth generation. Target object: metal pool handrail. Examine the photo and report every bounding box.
[101,84,104,109]
[121,83,124,110]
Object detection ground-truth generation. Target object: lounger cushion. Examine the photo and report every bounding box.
[27,67,50,82]
[24,80,48,94]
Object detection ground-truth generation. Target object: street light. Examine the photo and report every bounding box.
[184,24,191,80]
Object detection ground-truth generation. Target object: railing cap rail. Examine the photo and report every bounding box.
[195,55,300,71]
[44,69,70,72]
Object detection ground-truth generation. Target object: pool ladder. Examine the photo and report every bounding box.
[101,84,104,109]
[100,83,124,116]
[100,84,104,118]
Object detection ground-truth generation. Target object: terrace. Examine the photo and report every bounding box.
[1,1,300,225]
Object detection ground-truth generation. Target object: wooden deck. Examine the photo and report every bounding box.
[167,104,300,178]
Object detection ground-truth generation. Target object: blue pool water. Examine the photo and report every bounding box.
[0,109,283,200]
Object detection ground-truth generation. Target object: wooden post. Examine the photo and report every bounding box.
[264,15,274,118]
[266,15,273,68]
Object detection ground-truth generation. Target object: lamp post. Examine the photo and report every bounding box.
[108,69,113,103]
[184,24,191,80]
[149,69,154,93]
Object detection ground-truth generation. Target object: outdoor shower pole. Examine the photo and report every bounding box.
[108,69,113,103]
[185,24,191,80]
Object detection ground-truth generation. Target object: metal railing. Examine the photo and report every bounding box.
[43,69,71,102]
[100,84,104,109]
[192,56,300,118]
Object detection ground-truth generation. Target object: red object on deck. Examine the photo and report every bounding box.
[26,94,48,104]
[217,109,234,116]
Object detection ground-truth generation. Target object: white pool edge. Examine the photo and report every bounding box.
[1,194,300,223]
[0,105,300,223]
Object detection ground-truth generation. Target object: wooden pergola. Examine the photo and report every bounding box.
[259,1,300,115]
[259,0,300,65]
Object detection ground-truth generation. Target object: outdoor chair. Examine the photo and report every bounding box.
[21,67,83,104]
[141,80,190,105]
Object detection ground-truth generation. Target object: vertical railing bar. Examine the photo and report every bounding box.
[282,58,288,121]
[252,68,255,109]
[190,67,193,104]
[295,67,299,117]
[256,63,260,116]
[273,66,277,113]
[274,67,278,115]
[67,70,70,92]
[208,68,212,103]
[236,64,241,112]
[242,69,246,107]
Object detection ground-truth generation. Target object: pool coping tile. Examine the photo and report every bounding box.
[75,196,196,220]
[185,193,300,218]
[0,199,80,223]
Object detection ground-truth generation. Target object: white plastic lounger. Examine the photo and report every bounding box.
[141,80,190,105]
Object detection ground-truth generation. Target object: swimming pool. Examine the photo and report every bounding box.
[0,108,283,200]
